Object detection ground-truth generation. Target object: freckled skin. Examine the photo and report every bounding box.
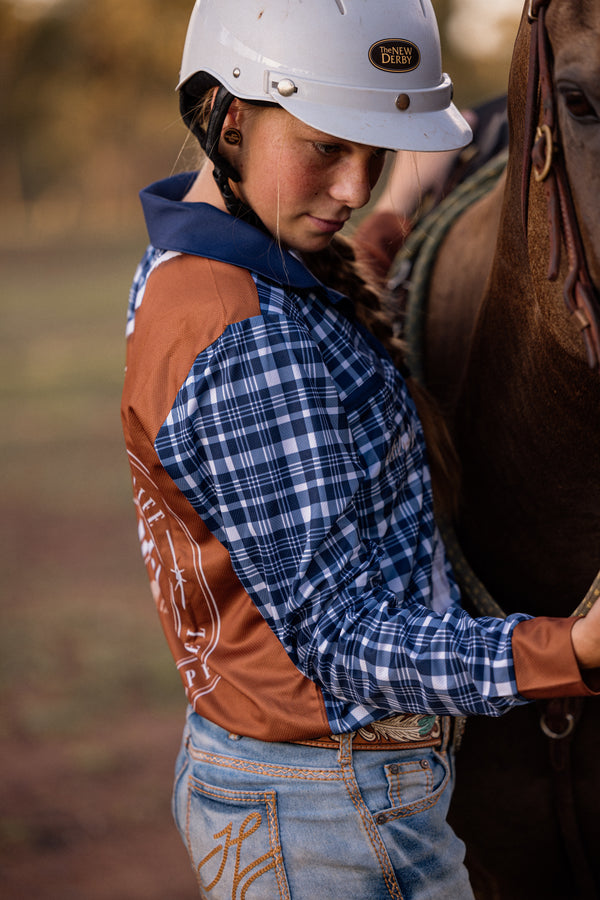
[224,104,387,254]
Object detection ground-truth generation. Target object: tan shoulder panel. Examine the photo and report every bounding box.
[123,254,260,441]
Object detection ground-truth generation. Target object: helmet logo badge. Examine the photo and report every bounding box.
[368,40,421,73]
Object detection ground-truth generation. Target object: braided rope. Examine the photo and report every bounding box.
[389,149,509,384]
[573,572,600,619]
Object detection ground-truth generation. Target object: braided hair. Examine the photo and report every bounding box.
[302,234,460,519]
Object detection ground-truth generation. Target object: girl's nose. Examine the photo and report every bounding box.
[330,158,374,210]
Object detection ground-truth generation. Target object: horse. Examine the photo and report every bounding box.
[392,1,600,897]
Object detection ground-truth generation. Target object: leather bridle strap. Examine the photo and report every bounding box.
[523,16,599,882]
[523,0,600,370]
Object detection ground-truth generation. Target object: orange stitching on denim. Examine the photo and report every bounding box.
[383,755,450,821]
[198,814,276,897]
[337,737,404,900]
[240,858,279,899]
[262,792,290,900]
[383,794,439,820]
[388,761,434,808]
[188,746,344,781]
[190,783,289,899]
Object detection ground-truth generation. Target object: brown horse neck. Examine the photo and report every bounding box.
[451,6,600,614]
[423,11,534,416]
[492,0,600,370]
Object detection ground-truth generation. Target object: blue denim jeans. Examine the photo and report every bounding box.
[172,709,474,899]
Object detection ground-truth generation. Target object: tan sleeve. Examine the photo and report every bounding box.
[512,617,600,698]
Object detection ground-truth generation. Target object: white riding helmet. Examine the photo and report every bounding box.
[178,0,472,153]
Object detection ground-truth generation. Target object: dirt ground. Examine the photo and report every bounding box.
[0,710,198,899]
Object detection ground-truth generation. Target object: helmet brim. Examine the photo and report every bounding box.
[275,95,473,153]
[178,68,473,153]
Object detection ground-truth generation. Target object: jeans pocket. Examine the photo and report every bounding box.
[382,750,451,818]
[374,752,473,899]
[185,775,290,899]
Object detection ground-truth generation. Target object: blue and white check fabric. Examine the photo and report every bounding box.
[132,176,531,733]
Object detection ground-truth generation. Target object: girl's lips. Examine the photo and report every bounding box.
[307,215,348,234]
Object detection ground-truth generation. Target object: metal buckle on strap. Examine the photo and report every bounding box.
[529,0,552,22]
[533,124,554,182]
[540,711,576,740]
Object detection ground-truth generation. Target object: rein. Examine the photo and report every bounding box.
[523,0,600,369]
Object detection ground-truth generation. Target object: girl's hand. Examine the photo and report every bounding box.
[571,599,600,669]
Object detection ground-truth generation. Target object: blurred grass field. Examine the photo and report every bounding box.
[1,235,187,741]
[0,234,201,897]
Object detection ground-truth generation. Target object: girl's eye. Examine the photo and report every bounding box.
[314,142,342,156]
[560,87,598,122]
[313,143,387,162]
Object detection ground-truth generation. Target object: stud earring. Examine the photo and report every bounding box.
[223,128,242,146]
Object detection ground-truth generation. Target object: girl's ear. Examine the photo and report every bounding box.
[219,100,245,176]
[222,98,244,133]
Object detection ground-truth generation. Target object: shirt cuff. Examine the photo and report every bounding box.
[512,617,600,698]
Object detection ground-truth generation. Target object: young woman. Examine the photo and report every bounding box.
[121,2,600,897]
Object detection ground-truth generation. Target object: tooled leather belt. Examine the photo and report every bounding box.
[292,713,462,751]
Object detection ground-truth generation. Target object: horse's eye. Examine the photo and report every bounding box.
[560,87,597,122]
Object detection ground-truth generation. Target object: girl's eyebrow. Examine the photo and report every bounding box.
[303,128,381,154]
[301,128,341,142]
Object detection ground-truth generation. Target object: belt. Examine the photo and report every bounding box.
[293,713,465,752]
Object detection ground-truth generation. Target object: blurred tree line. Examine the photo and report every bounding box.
[2,0,194,239]
[1,0,518,242]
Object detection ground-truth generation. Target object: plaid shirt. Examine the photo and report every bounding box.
[129,174,530,732]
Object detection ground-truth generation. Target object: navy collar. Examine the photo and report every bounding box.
[140,173,322,290]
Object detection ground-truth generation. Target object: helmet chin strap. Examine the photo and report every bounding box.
[180,80,269,232]
[211,166,270,234]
